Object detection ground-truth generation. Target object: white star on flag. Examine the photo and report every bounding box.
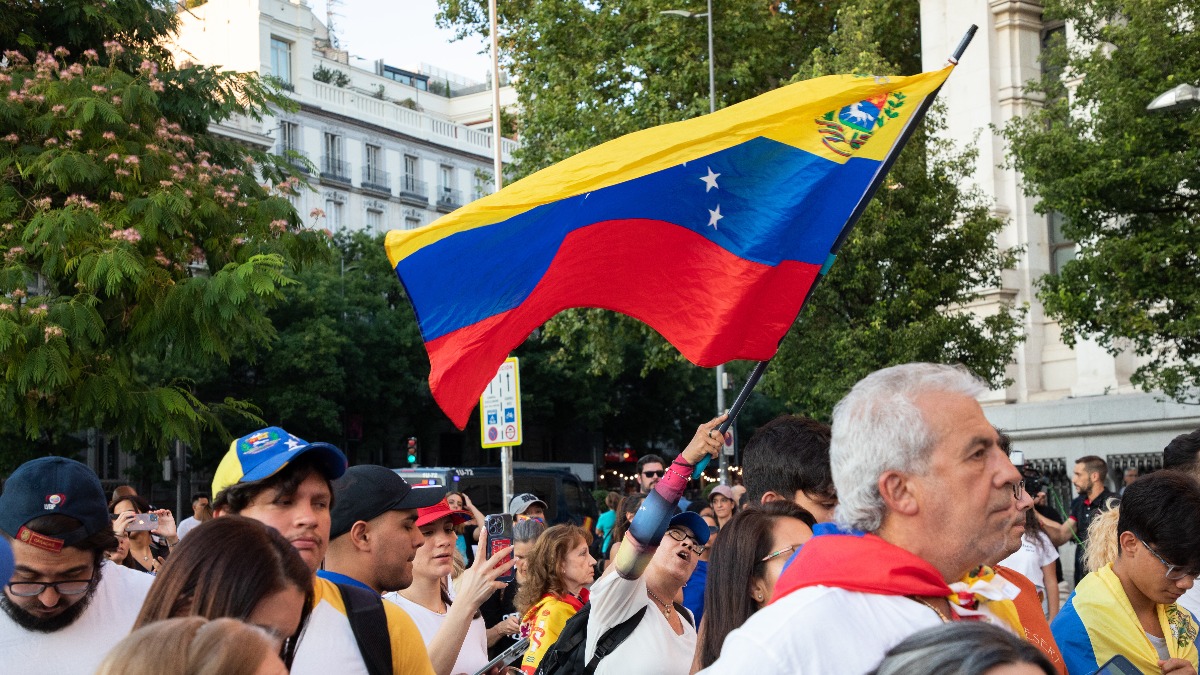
[700,167,720,192]
[708,205,724,229]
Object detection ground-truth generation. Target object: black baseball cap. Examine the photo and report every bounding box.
[329,465,447,539]
[0,457,111,553]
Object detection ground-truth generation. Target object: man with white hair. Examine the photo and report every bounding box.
[702,363,1028,674]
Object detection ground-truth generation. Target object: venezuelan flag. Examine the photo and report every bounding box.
[386,67,954,428]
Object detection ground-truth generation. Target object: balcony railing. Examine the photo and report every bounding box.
[362,167,391,195]
[436,186,462,212]
[320,156,351,185]
[280,146,310,174]
[399,175,428,205]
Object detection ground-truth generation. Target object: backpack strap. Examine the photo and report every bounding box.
[336,582,393,675]
[674,602,695,628]
[583,606,649,675]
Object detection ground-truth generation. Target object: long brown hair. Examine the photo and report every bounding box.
[134,516,313,667]
[97,616,281,675]
[515,524,591,615]
[699,503,813,669]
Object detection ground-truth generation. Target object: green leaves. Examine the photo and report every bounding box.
[0,1,317,468]
[439,0,1023,423]
[1005,0,1200,403]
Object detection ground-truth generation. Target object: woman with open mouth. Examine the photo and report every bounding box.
[587,415,725,675]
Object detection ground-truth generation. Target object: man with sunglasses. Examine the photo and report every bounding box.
[0,457,154,674]
[1051,470,1200,674]
[635,455,666,494]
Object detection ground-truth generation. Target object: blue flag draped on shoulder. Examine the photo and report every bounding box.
[385,67,955,428]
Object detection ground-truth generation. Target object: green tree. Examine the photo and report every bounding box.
[439,0,844,177]
[1004,0,1200,402]
[0,0,325,470]
[195,231,440,467]
[439,0,1023,421]
[761,1,1024,415]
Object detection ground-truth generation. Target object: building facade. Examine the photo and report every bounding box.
[920,0,1200,562]
[169,0,517,235]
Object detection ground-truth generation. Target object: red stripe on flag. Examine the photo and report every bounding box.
[423,218,820,428]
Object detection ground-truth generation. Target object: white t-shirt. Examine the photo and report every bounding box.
[1179,586,1200,620]
[585,573,697,675]
[0,560,152,675]
[698,586,942,675]
[385,592,488,675]
[998,531,1059,594]
[176,516,201,539]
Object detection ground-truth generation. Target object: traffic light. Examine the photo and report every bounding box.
[406,437,418,466]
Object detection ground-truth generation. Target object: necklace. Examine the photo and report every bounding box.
[908,595,951,624]
[646,588,673,619]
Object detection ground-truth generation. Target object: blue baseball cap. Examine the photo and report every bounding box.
[212,427,347,499]
[668,511,711,546]
[0,536,12,585]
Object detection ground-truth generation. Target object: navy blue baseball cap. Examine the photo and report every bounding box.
[330,466,446,539]
[668,511,711,546]
[0,457,111,552]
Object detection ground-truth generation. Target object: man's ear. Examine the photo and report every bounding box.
[1118,530,1140,557]
[759,491,784,504]
[350,520,372,553]
[878,471,919,516]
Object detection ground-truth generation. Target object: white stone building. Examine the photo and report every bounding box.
[169,0,517,234]
[919,1,1200,521]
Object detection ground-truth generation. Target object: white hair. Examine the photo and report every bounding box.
[831,363,988,533]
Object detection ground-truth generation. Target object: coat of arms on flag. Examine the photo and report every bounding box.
[816,89,908,158]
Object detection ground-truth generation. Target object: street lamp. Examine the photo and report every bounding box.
[660,3,716,116]
[1147,84,1200,112]
[662,3,727,484]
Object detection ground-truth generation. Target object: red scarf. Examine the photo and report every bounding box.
[771,533,951,604]
[559,588,590,611]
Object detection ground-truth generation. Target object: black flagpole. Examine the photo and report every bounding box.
[696,25,978,477]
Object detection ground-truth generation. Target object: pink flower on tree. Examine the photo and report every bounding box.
[110,228,141,243]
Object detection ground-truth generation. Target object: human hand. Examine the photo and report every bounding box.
[486,615,520,645]
[151,509,177,542]
[112,510,136,536]
[494,615,519,635]
[1160,658,1197,675]
[456,543,515,611]
[149,556,166,574]
[680,414,728,466]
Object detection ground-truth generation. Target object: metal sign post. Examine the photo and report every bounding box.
[481,357,522,511]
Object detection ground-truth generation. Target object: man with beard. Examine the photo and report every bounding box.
[212,427,435,675]
[321,465,443,594]
[702,363,1028,674]
[1039,456,1119,587]
[0,457,154,674]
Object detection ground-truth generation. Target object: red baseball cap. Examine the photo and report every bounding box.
[415,499,472,528]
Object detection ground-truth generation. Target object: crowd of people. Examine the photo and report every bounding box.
[1,362,1199,674]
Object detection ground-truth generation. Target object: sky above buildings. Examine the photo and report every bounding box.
[307,0,493,82]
